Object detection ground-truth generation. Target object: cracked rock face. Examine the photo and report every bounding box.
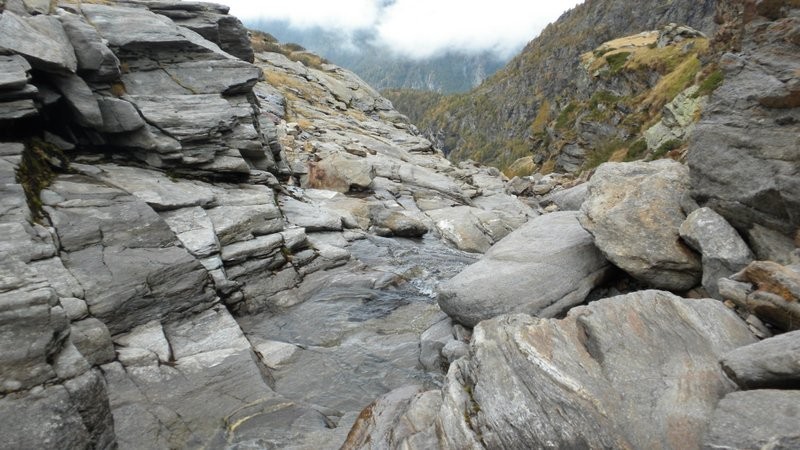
[688,4,800,240]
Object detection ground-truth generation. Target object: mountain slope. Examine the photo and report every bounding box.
[416,0,717,169]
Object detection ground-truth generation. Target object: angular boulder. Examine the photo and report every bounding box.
[438,211,611,327]
[720,330,800,389]
[679,207,754,298]
[580,160,702,290]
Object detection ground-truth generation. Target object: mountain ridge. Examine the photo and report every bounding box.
[409,0,717,169]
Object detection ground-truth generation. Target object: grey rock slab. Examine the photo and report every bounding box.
[0,55,31,91]
[128,94,248,141]
[0,222,55,263]
[80,3,220,53]
[280,196,344,232]
[159,206,219,257]
[49,73,103,128]
[471,192,537,230]
[102,345,285,449]
[425,206,503,254]
[305,153,375,192]
[206,204,283,245]
[94,164,216,211]
[57,11,120,81]
[343,385,442,450]
[0,99,37,120]
[377,211,428,238]
[116,347,158,367]
[581,160,702,290]
[438,211,612,327]
[747,223,798,265]
[253,340,299,369]
[211,183,276,207]
[45,175,177,252]
[163,59,263,95]
[29,257,84,298]
[60,297,88,321]
[120,69,193,96]
[703,390,800,450]
[419,316,454,372]
[545,182,589,211]
[114,320,172,362]
[64,245,216,335]
[220,233,284,263]
[96,96,146,133]
[680,207,754,298]
[0,11,78,72]
[0,256,65,393]
[70,317,115,366]
[163,307,251,360]
[0,381,96,449]
[721,330,800,389]
[62,369,117,449]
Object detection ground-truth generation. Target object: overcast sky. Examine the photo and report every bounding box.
[221,0,584,59]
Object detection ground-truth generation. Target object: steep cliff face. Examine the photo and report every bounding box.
[415,0,717,169]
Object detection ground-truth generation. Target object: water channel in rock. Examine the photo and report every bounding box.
[236,233,478,446]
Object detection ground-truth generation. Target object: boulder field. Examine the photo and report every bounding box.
[0,0,798,449]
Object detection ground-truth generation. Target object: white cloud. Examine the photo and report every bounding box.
[221,0,583,59]
[375,0,582,58]
[224,0,380,30]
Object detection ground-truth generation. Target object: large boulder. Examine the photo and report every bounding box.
[580,160,702,290]
[438,211,611,327]
[688,5,800,240]
[347,291,756,449]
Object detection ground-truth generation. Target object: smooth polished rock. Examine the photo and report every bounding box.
[438,211,611,327]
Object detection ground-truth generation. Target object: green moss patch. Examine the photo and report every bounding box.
[17,138,67,222]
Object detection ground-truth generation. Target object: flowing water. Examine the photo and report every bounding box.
[236,234,478,443]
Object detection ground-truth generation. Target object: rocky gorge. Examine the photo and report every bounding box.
[0,0,798,449]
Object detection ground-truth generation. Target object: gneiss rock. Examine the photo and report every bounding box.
[346,291,756,449]
[731,261,800,331]
[720,330,800,389]
[580,160,702,291]
[0,55,31,91]
[703,390,800,450]
[438,211,611,327]
[679,207,754,298]
[0,11,78,73]
[57,10,121,81]
[44,174,217,335]
[688,4,800,237]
